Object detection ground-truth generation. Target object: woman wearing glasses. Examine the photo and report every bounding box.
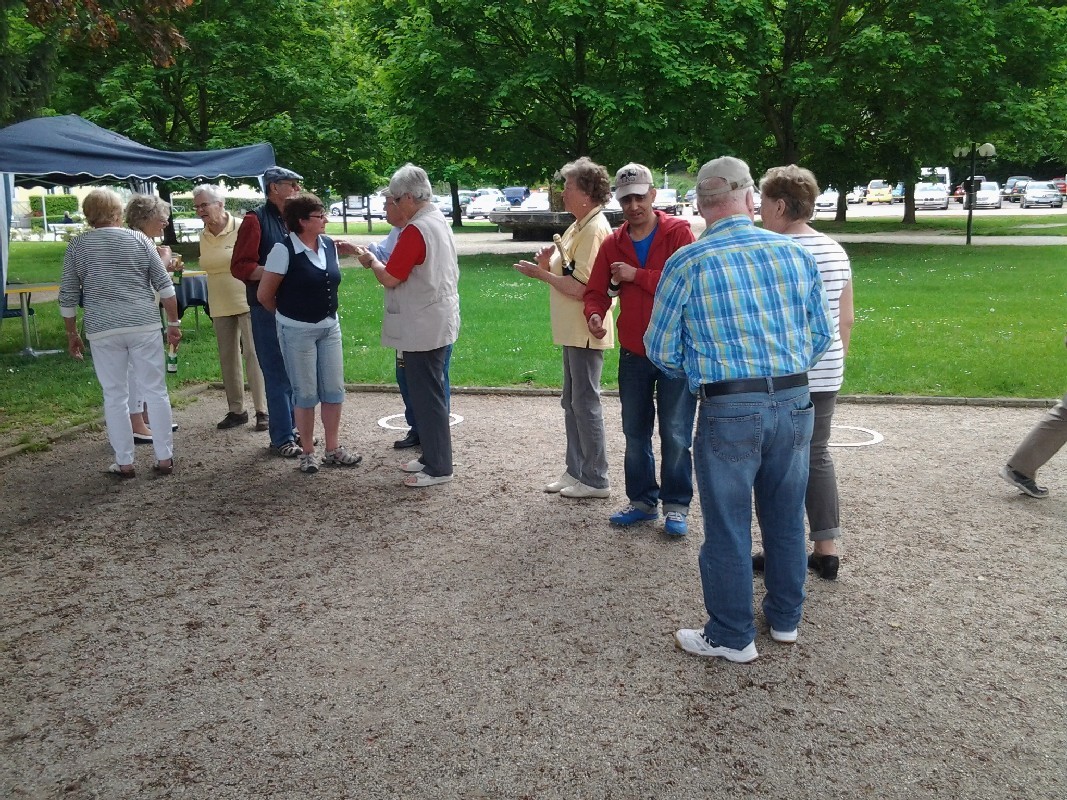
[256,192,361,474]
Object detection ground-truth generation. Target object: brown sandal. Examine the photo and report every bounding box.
[107,463,136,479]
[153,459,174,475]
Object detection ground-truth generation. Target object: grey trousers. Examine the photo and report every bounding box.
[807,391,841,541]
[405,346,453,478]
[561,346,609,489]
[213,313,266,415]
[1008,390,1067,478]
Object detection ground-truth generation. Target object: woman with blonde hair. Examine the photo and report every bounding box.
[60,188,180,477]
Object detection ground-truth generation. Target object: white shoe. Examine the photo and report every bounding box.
[401,458,425,473]
[544,471,579,493]
[674,629,758,663]
[559,482,610,499]
[770,627,798,643]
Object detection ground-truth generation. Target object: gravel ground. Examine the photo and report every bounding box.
[1,389,1064,799]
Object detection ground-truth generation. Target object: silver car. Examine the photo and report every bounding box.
[914,183,949,210]
[1019,181,1064,209]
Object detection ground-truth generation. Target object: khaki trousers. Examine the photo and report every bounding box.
[214,312,266,415]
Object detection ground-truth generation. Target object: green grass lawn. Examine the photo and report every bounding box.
[2,239,1065,450]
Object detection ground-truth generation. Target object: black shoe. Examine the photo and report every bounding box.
[752,552,766,573]
[999,465,1049,498]
[393,430,420,449]
[217,411,249,430]
[133,432,153,445]
[808,553,840,580]
[254,412,269,432]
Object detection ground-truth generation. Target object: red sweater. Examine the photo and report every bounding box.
[583,211,696,355]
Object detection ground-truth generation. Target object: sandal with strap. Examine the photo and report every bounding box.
[322,447,362,467]
[153,459,174,475]
[271,440,302,458]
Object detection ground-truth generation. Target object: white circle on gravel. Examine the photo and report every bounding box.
[378,413,464,431]
[829,425,883,447]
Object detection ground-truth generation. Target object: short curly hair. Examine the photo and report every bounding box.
[82,188,124,228]
[283,192,326,234]
[124,194,171,233]
[558,157,612,205]
[758,165,819,222]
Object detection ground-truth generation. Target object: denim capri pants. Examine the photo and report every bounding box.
[276,319,345,408]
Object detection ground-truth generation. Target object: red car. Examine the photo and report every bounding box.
[1052,177,1066,197]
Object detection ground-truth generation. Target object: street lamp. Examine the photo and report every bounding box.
[953,142,996,245]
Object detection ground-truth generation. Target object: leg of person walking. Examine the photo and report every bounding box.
[561,346,608,491]
[91,334,137,469]
[237,312,268,420]
[656,368,697,525]
[1003,391,1067,497]
[806,391,841,577]
[214,314,247,421]
[618,349,659,514]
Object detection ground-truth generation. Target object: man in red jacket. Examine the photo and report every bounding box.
[585,163,697,536]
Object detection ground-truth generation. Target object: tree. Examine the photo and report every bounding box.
[52,0,381,195]
[1,0,191,126]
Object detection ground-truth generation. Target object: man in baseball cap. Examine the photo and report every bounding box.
[584,162,697,536]
[230,166,304,455]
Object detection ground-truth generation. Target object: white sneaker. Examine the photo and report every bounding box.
[544,471,579,493]
[674,629,758,663]
[559,482,610,499]
[770,627,798,643]
[401,458,425,473]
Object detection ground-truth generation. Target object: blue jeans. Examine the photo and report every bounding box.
[618,349,696,514]
[276,320,345,408]
[249,303,295,447]
[397,346,452,434]
[693,384,814,650]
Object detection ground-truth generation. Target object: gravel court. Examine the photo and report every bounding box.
[1,389,1064,799]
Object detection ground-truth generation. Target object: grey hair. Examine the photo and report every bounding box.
[388,163,434,203]
[192,184,225,204]
[124,194,171,232]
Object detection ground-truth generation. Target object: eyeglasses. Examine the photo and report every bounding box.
[193,202,218,210]
[307,213,329,220]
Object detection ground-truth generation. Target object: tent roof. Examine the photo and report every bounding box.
[0,115,276,186]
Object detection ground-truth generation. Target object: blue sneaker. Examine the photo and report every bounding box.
[664,511,688,537]
[609,504,658,526]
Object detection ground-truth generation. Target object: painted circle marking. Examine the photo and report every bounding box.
[378,412,464,431]
[828,425,883,448]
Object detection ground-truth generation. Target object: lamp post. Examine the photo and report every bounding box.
[954,142,996,245]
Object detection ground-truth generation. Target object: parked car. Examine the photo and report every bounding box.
[846,185,866,204]
[813,188,839,213]
[1019,181,1064,209]
[457,190,477,214]
[684,188,696,211]
[465,190,509,219]
[652,188,680,215]
[953,175,987,203]
[1051,177,1066,197]
[914,183,950,210]
[972,181,1002,209]
[866,179,893,204]
[891,182,905,203]
[752,191,761,213]
[1002,176,1032,202]
[519,191,550,211]
[434,194,453,216]
[503,186,530,206]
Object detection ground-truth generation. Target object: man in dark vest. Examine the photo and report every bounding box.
[231,166,304,456]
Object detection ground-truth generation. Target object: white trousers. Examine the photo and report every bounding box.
[90,330,174,466]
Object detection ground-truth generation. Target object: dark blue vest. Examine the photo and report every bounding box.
[246,202,290,307]
[275,236,342,323]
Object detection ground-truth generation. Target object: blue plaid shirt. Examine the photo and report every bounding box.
[644,215,833,394]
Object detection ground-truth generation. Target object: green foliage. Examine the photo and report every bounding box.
[28,195,79,215]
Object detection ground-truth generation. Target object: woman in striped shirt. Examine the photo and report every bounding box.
[59,188,182,478]
[758,165,855,580]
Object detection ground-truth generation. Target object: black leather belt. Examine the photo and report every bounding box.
[700,373,808,398]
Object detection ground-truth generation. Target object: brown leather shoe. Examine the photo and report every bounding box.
[254,412,269,432]
[217,411,249,429]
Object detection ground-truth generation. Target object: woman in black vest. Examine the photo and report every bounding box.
[257,192,361,474]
